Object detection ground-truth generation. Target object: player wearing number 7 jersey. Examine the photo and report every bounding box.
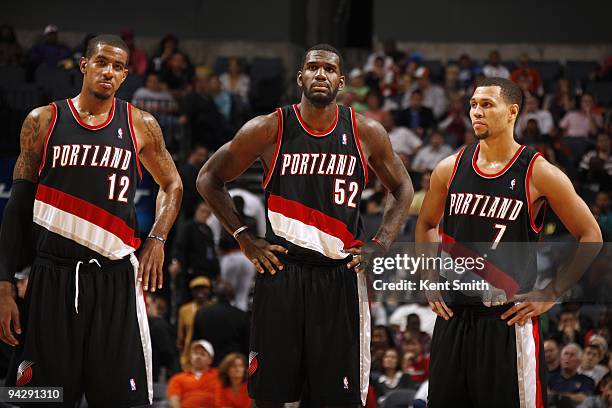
[416,77,602,408]
[197,44,413,407]
[0,35,182,407]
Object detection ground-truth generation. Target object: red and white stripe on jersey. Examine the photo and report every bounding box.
[33,184,141,259]
[267,194,363,259]
[515,318,545,408]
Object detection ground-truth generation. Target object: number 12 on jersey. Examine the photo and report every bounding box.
[107,173,129,203]
[334,179,359,208]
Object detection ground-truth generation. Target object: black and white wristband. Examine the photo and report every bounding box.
[147,234,166,244]
[232,225,249,240]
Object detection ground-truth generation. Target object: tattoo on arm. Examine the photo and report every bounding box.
[140,110,174,177]
[13,111,49,182]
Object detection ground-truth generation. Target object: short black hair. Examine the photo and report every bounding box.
[85,34,130,60]
[302,43,343,73]
[474,77,524,112]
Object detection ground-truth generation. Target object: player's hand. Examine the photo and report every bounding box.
[421,270,453,320]
[344,241,384,273]
[0,282,20,346]
[501,288,556,326]
[138,238,165,292]
[237,234,287,275]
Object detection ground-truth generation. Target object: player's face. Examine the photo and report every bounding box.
[80,44,128,100]
[469,86,518,140]
[298,50,344,107]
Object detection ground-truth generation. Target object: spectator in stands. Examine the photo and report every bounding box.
[578,373,612,408]
[408,171,430,217]
[192,281,249,366]
[405,313,432,353]
[395,89,436,136]
[180,73,228,150]
[208,73,250,142]
[579,344,609,385]
[579,133,612,194]
[170,201,220,303]
[544,78,576,124]
[147,294,178,382]
[151,33,182,72]
[120,29,148,75]
[219,57,250,103]
[549,343,596,405]
[28,24,71,69]
[364,90,385,122]
[592,192,612,239]
[560,93,603,138]
[402,67,447,119]
[457,54,481,91]
[444,64,463,97]
[553,310,588,347]
[371,325,395,373]
[167,340,221,408]
[400,334,429,383]
[365,55,387,92]
[178,144,209,220]
[545,338,562,373]
[344,68,370,113]
[372,348,415,404]
[219,196,257,312]
[516,93,554,139]
[381,111,422,169]
[382,39,406,64]
[132,72,177,114]
[412,130,453,173]
[511,53,543,95]
[438,93,471,147]
[482,50,510,79]
[0,24,24,66]
[161,51,194,97]
[216,353,250,408]
[71,33,96,68]
[177,276,212,370]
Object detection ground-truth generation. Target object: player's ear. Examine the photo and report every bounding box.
[79,57,88,75]
[119,67,128,85]
[296,71,303,88]
[509,104,519,122]
[338,74,345,91]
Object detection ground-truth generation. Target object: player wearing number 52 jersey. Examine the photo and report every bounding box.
[197,44,413,407]
[416,77,602,408]
[0,35,182,407]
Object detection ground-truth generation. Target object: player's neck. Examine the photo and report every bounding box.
[72,92,114,117]
[478,133,521,164]
[297,98,337,132]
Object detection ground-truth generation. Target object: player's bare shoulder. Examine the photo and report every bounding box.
[236,111,279,146]
[14,105,56,182]
[432,151,463,190]
[353,112,387,156]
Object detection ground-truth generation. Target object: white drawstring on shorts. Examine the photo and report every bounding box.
[74,259,101,314]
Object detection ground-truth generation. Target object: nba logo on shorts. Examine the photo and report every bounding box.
[129,378,136,391]
[117,128,123,139]
[343,376,349,390]
[342,134,347,145]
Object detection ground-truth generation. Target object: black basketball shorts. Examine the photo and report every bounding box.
[428,304,547,408]
[247,258,370,406]
[6,253,152,408]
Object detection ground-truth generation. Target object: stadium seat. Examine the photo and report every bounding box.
[530,61,562,83]
[421,60,444,82]
[584,80,612,107]
[0,65,26,89]
[382,388,417,408]
[116,74,144,102]
[249,57,284,115]
[565,60,599,82]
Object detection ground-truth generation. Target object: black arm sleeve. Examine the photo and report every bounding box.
[0,179,36,282]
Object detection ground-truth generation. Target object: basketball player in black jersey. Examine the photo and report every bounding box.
[416,77,602,407]
[197,44,413,407]
[0,35,182,406]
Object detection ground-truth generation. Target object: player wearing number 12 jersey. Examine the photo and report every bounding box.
[197,44,413,407]
[416,77,601,408]
[0,35,182,407]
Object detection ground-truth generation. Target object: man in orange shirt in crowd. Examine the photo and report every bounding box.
[510,53,543,95]
[168,340,221,408]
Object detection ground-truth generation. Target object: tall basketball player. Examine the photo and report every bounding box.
[197,44,413,407]
[0,35,182,406]
[416,77,602,407]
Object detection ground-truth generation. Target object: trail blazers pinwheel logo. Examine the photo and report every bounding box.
[248,351,259,376]
[16,360,34,386]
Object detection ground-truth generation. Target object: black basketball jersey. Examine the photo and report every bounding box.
[33,98,142,260]
[263,104,367,262]
[441,143,547,296]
